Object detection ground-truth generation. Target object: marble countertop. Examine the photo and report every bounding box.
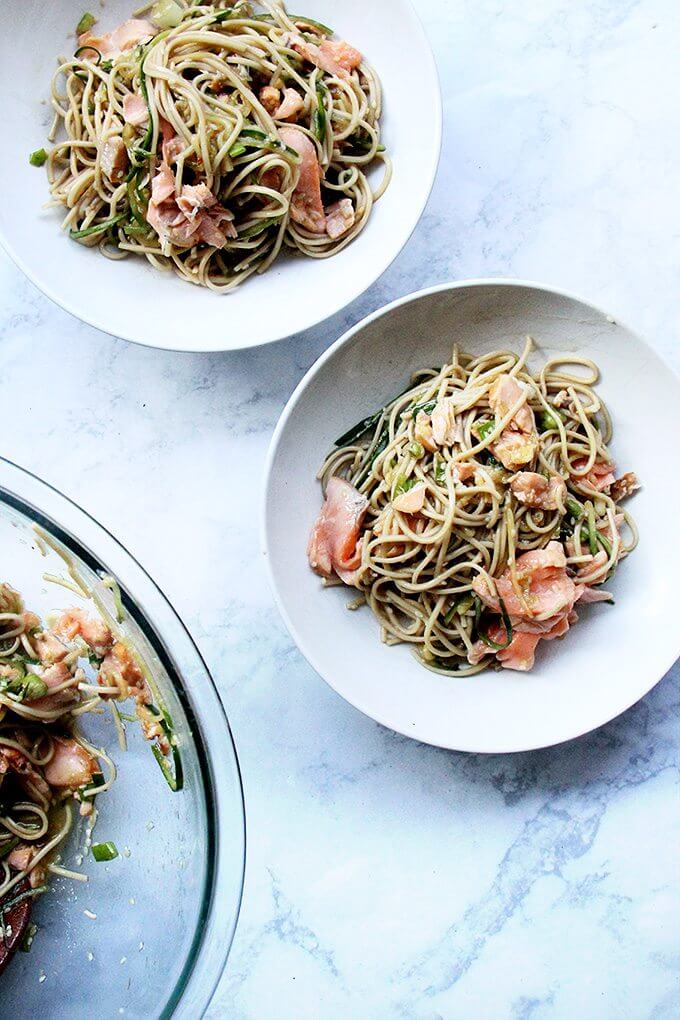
[1,0,679,1016]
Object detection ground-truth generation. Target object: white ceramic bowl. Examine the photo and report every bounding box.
[0,1,440,352]
[264,280,680,753]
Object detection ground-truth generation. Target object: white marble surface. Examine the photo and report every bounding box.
[1,0,679,1016]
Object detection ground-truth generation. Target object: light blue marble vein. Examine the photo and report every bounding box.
[0,1,678,1017]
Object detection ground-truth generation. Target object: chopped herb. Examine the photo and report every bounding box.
[474,418,496,441]
[126,174,149,226]
[74,44,102,64]
[229,142,247,157]
[92,841,118,862]
[0,672,48,702]
[213,6,238,23]
[83,771,106,796]
[408,441,424,459]
[407,398,436,418]
[312,83,327,142]
[0,836,20,860]
[19,922,38,953]
[147,705,183,792]
[70,213,125,239]
[586,503,598,556]
[434,455,447,485]
[475,595,513,650]
[565,497,583,519]
[335,411,381,447]
[76,12,97,36]
[443,592,475,624]
[538,408,565,431]
[393,476,416,498]
[0,885,47,919]
[238,215,283,238]
[356,425,390,485]
[596,531,613,556]
[151,0,185,30]
[29,148,48,167]
[123,220,152,239]
[236,127,299,158]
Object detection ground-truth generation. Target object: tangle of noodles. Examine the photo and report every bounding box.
[42,0,390,291]
[311,338,639,675]
[0,570,179,936]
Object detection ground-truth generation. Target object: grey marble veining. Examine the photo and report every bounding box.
[1,1,679,1017]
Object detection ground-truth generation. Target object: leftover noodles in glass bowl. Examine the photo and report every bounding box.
[0,456,244,1017]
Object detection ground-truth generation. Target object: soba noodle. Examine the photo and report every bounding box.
[40,0,390,291]
[311,338,639,675]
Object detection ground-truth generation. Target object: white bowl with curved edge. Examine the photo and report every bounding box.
[263,280,680,753]
[0,1,440,352]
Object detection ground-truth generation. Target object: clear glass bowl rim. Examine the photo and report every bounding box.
[0,454,246,1018]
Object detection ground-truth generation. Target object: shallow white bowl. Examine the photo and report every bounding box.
[264,280,680,753]
[0,1,440,352]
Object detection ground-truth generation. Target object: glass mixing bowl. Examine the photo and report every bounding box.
[0,456,245,1017]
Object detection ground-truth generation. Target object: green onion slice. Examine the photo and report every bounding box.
[565,497,583,519]
[312,83,327,142]
[0,836,20,860]
[474,418,496,441]
[443,592,475,625]
[74,44,103,64]
[586,503,598,555]
[238,215,283,239]
[76,11,97,36]
[70,213,125,239]
[538,408,565,431]
[91,841,119,862]
[476,595,513,651]
[19,921,38,953]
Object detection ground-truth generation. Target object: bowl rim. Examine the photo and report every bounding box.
[0,0,442,353]
[0,453,246,1016]
[262,276,680,754]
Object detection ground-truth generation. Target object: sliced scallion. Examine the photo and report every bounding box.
[151,0,184,30]
[474,418,496,441]
[443,592,475,625]
[91,841,118,862]
[19,921,38,953]
[312,83,327,142]
[73,44,102,64]
[538,408,565,432]
[565,497,583,519]
[70,213,125,239]
[29,148,48,167]
[393,476,416,498]
[586,503,598,556]
[0,836,20,860]
[238,215,283,238]
[76,12,97,36]
[477,595,513,651]
[596,531,612,556]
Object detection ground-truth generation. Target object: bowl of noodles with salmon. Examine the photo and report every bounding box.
[0,0,440,351]
[264,280,680,753]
